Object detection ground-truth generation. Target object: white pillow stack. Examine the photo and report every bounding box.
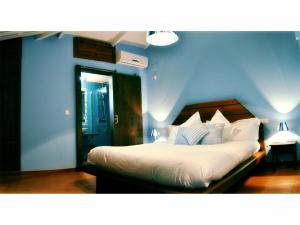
[209,110,232,142]
[209,110,260,142]
[167,109,260,145]
[227,118,261,141]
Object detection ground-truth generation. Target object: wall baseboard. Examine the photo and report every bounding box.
[0,168,76,176]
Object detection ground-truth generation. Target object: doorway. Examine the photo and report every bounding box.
[81,72,113,161]
[75,66,114,167]
[75,65,143,168]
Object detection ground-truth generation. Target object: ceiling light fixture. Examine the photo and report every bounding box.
[146,31,179,46]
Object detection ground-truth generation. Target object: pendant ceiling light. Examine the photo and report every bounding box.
[146,31,179,46]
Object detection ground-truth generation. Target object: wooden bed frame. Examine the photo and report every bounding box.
[82,98,266,193]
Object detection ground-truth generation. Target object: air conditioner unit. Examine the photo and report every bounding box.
[116,51,148,69]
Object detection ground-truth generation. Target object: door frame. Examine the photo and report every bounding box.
[75,65,114,169]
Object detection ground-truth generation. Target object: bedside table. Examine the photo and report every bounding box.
[270,141,297,169]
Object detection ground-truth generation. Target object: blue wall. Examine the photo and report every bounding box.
[21,32,300,171]
[21,35,148,171]
[145,32,300,157]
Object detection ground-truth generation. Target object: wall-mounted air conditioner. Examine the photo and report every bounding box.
[116,50,148,69]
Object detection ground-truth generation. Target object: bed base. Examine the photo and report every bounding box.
[82,150,265,193]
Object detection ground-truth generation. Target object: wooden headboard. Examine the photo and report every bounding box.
[173,98,265,151]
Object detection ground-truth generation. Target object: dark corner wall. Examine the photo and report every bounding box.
[21,35,148,171]
[145,32,300,156]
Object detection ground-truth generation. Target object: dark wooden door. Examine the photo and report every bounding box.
[0,38,21,171]
[112,73,143,146]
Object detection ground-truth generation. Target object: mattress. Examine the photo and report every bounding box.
[87,141,260,189]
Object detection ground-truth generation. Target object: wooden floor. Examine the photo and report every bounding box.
[230,164,300,193]
[1,165,300,194]
[0,169,96,194]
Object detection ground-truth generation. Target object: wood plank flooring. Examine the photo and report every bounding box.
[229,164,300,193]
[1,165,300,194]
[0,169,96,194]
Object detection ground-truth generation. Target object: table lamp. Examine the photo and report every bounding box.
[277,121,288,131]
[151,129,160,141]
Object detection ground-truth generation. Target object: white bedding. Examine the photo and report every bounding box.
[87,141,260,189]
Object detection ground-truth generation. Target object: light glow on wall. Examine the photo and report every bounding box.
[150,108,171,122]
[269,96,299,114]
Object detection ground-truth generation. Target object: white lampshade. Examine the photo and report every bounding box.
[151,129,160,141]
[146,31,179,46]
[277,121,289,131]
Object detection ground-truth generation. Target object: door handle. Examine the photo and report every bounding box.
[114,115,119,125]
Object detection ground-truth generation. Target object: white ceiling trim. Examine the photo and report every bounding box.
[57,32,64,39]
[36,32,60,40]
[0,31,149,48]
[110,31,127,46]
[0,31,42,41]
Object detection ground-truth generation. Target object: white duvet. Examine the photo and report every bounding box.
[87,141,260,189]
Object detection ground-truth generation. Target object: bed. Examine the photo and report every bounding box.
[82,98,266,193]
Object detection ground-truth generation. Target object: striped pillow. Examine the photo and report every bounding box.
[181,122,209,145]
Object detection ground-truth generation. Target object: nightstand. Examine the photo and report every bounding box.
[270,141,297,169]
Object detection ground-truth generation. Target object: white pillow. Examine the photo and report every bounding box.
[168,112,201,143]
[168,125,179,144]
[209,110,260,142]
[228,118,260,142]
[210,110,231,142]
[181,111,201,127]
[210,110,230,126]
